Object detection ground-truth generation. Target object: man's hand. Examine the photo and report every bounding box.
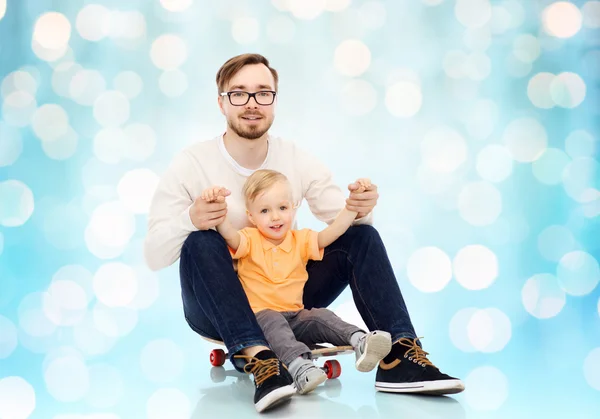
[346,179,378,219]
[191,186,231,230]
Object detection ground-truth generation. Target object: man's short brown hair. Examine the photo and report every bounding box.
[216,53,279,94]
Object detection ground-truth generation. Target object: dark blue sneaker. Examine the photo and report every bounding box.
[375,337,465,395]
[236,350,296,413]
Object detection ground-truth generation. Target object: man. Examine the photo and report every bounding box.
[144,53,465,413]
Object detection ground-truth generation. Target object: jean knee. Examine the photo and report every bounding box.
[348,224,380,241]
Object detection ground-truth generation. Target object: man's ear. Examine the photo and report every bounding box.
[218,95,225,115]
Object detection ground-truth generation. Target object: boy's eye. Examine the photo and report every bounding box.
[280,206,287,210]
[261,209,268,213]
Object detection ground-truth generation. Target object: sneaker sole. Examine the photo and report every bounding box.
[375,379,465,395]
[255,384,296,413]
[296,371,327,395]
[356,331,392,372]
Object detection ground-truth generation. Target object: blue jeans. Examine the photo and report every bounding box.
[179,225,417,369]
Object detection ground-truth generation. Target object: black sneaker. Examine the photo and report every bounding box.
[235,350,296,413]
[375,337,465,395]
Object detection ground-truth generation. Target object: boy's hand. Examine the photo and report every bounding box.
[347,178,378,218]
[201,186,231,203]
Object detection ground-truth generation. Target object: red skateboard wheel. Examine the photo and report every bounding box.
[323,359,342,379]
[210,349,226,366]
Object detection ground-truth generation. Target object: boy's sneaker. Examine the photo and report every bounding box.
[375,337,465,395]
[293,363,327,395]
[355,330,393,372]
[236,350,296,413]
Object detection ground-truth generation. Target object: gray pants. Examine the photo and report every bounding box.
[256,307,364,366]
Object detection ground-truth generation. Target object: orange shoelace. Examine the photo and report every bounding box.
[235,355,281,386]
[397,337,436,368]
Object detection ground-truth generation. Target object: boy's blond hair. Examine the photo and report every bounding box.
[242,169,289,206]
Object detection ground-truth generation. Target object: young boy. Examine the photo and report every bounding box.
[202,169,392,395]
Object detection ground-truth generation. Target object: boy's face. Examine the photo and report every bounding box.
[247,181,295,242]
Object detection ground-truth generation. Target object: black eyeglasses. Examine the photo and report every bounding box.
[220,90,277,106]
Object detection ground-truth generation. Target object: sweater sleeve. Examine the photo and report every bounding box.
[295,147,373,226]
[144,152,199,271]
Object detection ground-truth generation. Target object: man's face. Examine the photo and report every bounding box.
[219,64,276,140]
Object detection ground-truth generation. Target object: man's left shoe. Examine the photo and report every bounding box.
[375,337,465,395]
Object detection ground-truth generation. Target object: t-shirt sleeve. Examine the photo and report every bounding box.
[298,229,324,263]
[230,228,252,260]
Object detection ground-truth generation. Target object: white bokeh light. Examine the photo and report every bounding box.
[406,247,453,293]
[543,1,583,38]
[565,130,596,158]
[467,308,511,352]
[33,12,71,50]
[114,71,143,99]
[160,0,193,12]
[31,40,68,63]
[325,0,351,11]
[334,39,371,77]
[42,280,88,326]
[502,117,548,162]
[93,127,127,164]
[465,366,509,411]
[73,312,117,356]
[532,148,571,185]
[93,91,130,127]
[550,72,586,108]
[86,201,135,248]
[0,315,18,359]
[31,103,69,142]
[464,52,492,80]
[538,225,577,262]
[476,144,513,183]
[69,69,107,106]
[359,1,386,30]
[76,4,111,41]
[159,70,188,97]
[455,0,492,28]
[458,181,502,226]
[141,339,185,383]
[340,79,377,116]
[0,377,36,419]
[117,169,160,214]
[513,34,541,63]
[288,0,327,20]
[85,364,124,408]
[449,308,479,352]
[420,126,467,173]
[562,157,599,203]
[385,82,422,118]
[506,54,532,78]
[2,70,38,98]
[522,273,566,319]
[231,17,260,44]
[44,355,89,402]
[528,72,556,109]
[123,123,157,161]
[584,347,600,391]
[0,122,23,166]
[2,90,37,126]
[0,0,5,20]
[18,292,56,338]
[147,388,191,419]
[42,126,78,160]
[466,99,498,140]
[150,34,188,70]
[557,251,600,296]
[53,265,95,302]
[464,26,492,51]
[453,245,499,290]
[127,266,160,310]
[266,15,296,44]
[583,1,600,28]
[110,11,146,41]
[0,180,35,227]
[93,303,138,338]
[93,263,138,307]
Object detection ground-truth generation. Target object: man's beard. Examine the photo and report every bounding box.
[228,116,273,140]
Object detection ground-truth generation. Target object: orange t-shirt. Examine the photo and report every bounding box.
[230,228,324,313]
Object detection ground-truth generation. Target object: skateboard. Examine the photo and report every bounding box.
[203,337,354,379]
